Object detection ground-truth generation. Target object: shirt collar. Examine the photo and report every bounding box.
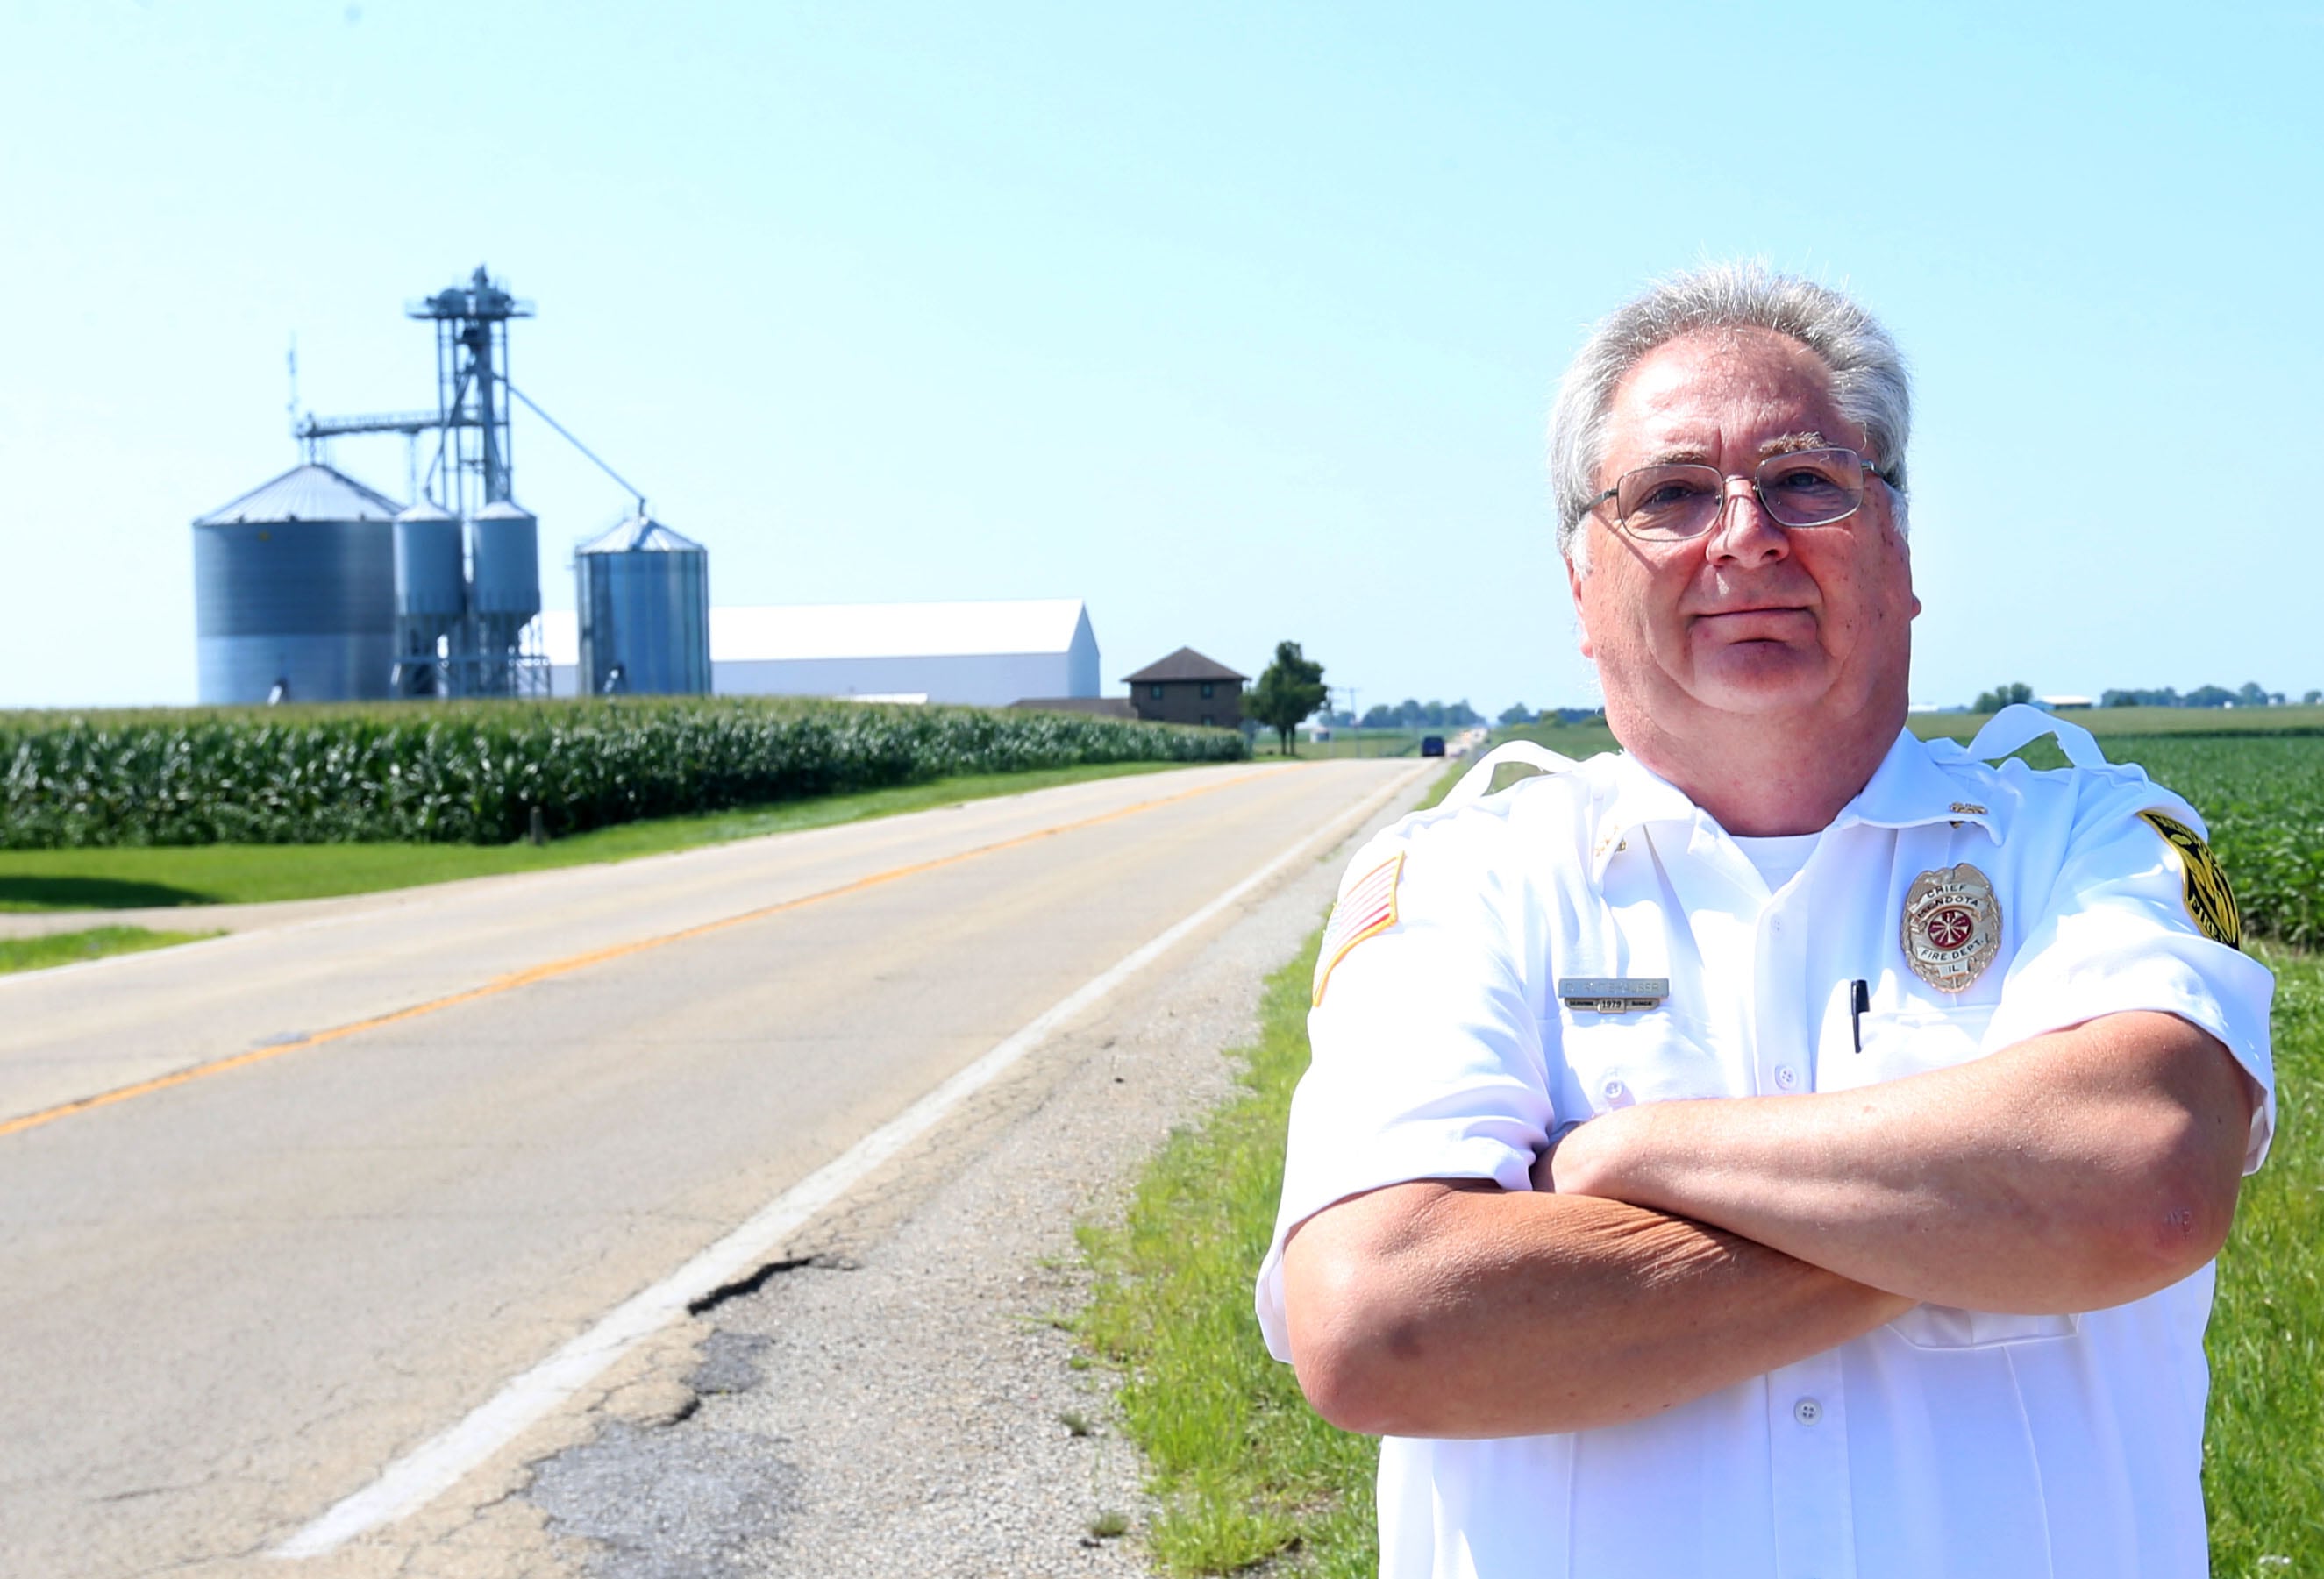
[1590,729,1998,876]
[1830,729,2002,843]
[1589,754,1713,875]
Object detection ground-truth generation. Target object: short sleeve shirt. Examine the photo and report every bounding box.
[1258,726,2276,1579]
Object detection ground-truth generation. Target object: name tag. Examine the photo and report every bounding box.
[1557,977,1670,1013]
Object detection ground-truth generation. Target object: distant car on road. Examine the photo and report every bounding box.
[1420,735,1446,757]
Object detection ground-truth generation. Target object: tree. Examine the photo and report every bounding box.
[1972,681,2034,713]
[1246,641,1329,755]
[1498,702,1535,727]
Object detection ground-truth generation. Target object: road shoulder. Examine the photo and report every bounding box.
[302,767,1429,1577]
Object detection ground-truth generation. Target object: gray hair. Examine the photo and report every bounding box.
[1550,263,1911,567]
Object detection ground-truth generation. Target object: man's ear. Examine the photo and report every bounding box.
[1565,550,1595,659]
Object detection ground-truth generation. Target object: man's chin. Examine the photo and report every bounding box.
[1686,646,1832,715]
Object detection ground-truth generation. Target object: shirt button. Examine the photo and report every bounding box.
[1775,1066,1798,1090]
[1794,1397,1823,1426]
[1602,1078,1627,1101]
[1771,918,1784,932]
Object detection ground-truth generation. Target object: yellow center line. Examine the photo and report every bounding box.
[0,766,1288,1142]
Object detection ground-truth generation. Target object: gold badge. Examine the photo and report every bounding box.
[2137,810,2242,950]
[1901,864,2002,993]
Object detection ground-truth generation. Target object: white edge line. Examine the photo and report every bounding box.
[270,760,1429,1558]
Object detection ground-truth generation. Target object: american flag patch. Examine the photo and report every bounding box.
[1312,852,1404,1006]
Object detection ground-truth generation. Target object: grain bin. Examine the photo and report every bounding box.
[391,501,463,697]
[469,499,542,696]
[470,500,540,620]
[574,513,709,695]
[193,463,401,704]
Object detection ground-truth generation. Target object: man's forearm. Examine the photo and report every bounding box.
[1550,1012,2255,1312]
[1282,1180,1913,1440]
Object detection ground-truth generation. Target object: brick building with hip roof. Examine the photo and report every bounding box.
[1122,647,1248,729]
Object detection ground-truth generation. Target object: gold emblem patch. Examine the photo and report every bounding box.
[2138,809,2242,950]
[1901,863,2003,993]
[1312,853,1403,1006]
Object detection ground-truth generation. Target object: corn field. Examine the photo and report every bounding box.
[2122,735,2324,950]
[0,698,1245,849]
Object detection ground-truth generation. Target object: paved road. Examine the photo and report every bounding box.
[0,758,1420,1577]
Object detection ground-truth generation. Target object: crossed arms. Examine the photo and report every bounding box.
[1280,1010,2258,1440]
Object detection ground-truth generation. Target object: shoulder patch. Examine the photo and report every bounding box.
[2137,808,2242,950]
[1313,852,1404,1006]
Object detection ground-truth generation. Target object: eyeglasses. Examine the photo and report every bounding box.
[1591,448,1897,541]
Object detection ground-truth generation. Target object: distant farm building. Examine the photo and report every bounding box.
[1122,648,1248,729]
[541,598,1100,706]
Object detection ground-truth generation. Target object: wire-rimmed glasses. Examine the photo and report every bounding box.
[1591,448,1898,541]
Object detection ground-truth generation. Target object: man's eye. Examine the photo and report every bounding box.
[1637,480,1710,509]
[1766,465,1847,496]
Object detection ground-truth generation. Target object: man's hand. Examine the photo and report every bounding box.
[1528,1119,1588,1192]
[1537,1110,1631,1198]
[1538,1011,2256,1313]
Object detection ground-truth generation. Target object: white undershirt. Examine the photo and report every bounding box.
[1733,831,1821,892]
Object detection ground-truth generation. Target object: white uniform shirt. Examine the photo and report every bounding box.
[1258,715,2276,1579]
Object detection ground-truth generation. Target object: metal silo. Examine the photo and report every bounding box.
[575,513,710,695]
[469,499,542,696]
[470,500,540,617]
[391,501,463,697]
[193,463,401,704]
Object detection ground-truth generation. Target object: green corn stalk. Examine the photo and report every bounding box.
[0,697,1247,850]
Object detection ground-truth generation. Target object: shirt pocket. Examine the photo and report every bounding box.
[1844,1001,2081,1348]
[1547,1007,1731,1119]
[1822,1001,1996,1092]
[1886,1304,2081,1349]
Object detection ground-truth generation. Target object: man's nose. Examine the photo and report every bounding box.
[1706,476,1790,565]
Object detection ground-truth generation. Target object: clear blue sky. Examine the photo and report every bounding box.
[4,1,2318,715]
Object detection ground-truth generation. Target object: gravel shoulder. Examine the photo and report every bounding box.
[282,765,1429,1579]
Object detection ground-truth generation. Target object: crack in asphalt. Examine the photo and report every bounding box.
[682,1253,841,1318]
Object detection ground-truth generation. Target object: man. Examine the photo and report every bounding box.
[1257,265,2274,1579]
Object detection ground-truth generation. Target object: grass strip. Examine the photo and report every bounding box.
[1082,924,2319,1573]
[0,926,219,975]
[0,760,1193,912]
[1071,762,1465,1573]
[1079,926,1379,1575]
[2204,940,2323,1573]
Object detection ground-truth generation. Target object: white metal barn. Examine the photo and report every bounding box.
[540,599,1101,706]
